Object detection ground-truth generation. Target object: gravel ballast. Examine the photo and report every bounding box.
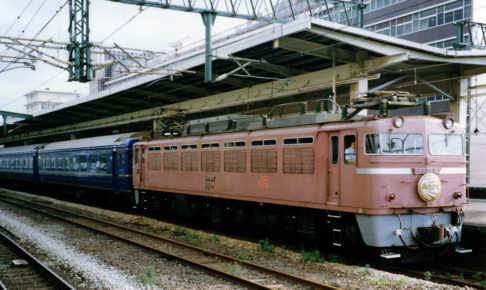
[0,189,474,289]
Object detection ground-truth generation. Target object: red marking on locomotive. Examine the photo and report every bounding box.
[258,176,269,188]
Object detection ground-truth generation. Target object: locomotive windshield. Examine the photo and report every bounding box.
[365,133,424,155]
[429,134,464,155]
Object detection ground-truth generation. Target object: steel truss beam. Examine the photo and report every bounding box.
[455,21,486,50]
[69,0,366,82]
[68,0,91,82]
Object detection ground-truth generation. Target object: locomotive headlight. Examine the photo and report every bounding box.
[443,118,454,129]
[392,116,404,128]
[453,191,463,200]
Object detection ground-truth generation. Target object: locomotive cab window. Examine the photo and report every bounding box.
[429,134,464,155]
[365,133,423,155]
[344,135,356,164]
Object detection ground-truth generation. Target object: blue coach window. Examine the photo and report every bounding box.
[89,156,97,172]
[80,156,87,171]
[72,157,78,171]
[100,156,107,172]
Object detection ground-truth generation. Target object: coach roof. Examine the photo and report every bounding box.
[40,133,138,151]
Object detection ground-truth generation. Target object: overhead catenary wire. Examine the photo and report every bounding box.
[0,0,69,74]
[0,0,479,112]
[0,0,48,56]
[2,0,34,36]
[100,6,149,44]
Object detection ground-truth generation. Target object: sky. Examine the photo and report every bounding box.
[0,0,246,113]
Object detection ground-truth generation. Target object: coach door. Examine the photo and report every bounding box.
[327,133,340,205]
[132,145,143,187]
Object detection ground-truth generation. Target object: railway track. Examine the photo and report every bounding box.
[0,194,339,290]
[0,228,75,290]
[377,263,486,289]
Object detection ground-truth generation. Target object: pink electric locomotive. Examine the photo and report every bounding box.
[132,98,469,261]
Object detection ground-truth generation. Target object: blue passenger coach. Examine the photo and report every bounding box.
[38,133,139,195]
[0,144,41,184]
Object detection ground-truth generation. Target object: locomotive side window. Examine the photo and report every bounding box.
[365,134,380,154]
[283,137,313,145]
[182,144,197,150]
[134,148,139,164]
[251,149,277,173]
[344,135,356,164]
[331,136,338,164]
[163,145,177,151]
[365,133,423,155]
[429,134,464,155]
[251,139,276,146]
[202,143,219,149]
[225,141,246,148]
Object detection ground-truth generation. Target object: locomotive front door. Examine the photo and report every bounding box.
[327,133,340,205]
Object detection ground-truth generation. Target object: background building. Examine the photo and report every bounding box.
[24,89,80,114]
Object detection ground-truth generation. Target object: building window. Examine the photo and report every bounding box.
[364,0,470,39]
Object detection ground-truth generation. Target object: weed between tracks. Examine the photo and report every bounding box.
[140,267,156,286]
[258,239,274,253]
[227,262,248,276]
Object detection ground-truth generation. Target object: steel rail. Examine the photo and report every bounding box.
[0,229,76,290]
[0,195,339,290]
[383,264,486,289]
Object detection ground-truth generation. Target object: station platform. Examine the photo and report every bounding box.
[464,199,486,233]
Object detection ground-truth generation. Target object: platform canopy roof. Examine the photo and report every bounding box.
[7,17,486,139]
